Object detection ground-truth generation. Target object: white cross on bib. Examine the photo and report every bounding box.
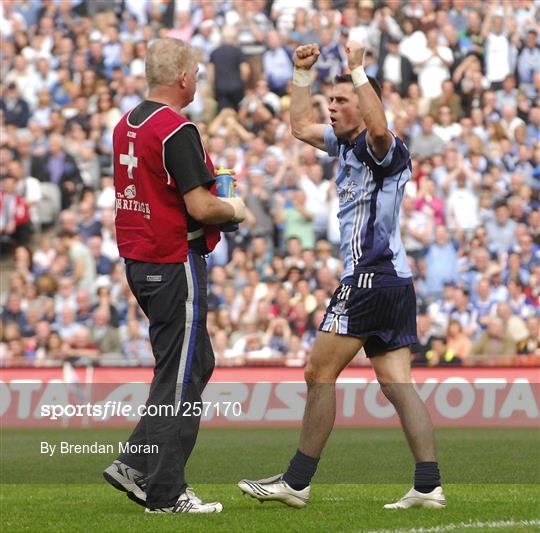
[119,141,138,180]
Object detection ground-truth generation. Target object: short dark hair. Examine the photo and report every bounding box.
[334,74,382,101]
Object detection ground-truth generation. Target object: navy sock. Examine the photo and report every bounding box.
[282,449,319,491]
[414,461,441,493]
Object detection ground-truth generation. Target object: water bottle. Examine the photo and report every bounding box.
[215,167,239,232]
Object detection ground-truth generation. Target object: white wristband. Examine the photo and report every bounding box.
[351,66,368,88]
[293,68,311,87]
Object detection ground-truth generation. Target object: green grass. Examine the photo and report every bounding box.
[2,483,539,533]
[1,428,539,532]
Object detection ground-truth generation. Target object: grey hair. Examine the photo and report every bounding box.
[145,38,194,88]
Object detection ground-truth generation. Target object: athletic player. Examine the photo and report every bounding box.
[104,38,245,513]
[239,41,445,510]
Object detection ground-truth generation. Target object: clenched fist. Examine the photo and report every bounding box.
[345,40,365,70]
[294,44,320,70]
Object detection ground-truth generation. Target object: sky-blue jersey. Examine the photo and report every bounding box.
[324,125,412,285]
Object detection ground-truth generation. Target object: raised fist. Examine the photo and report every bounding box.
[294,44,320,70]
[345,40,365,70]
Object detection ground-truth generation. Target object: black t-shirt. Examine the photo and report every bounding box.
[128,100,214,254]
[209,45,246,91]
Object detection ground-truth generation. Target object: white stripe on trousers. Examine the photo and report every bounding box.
[175,256,194,404]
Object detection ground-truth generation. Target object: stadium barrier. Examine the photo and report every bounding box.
[1,366,538,428]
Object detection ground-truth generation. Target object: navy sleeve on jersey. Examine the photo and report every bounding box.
[164,125,215,195]
[352,131,411,180]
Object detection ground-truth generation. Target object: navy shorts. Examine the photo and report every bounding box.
[319,281,418,357]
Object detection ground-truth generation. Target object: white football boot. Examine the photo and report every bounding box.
[145,488,223,513]
[384,486,446,509]
[238,473,310,508]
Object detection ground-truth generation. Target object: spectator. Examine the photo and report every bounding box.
[446,319,472,361]
[503,252,531,286]
[77,201,101,240]
[449,287,478,339]
[415,179,445,226]
[30,133,82,209]
[88,235,113,276]
[263,316,291,355]
[517,316,540,355]
[473,318,517,357]
[285,334,307,366]
[90,305,121,354]
[289,8,319,47]
[57,230,96,289]
[425,225,459,297]
[244,167,274,242]
[471,277,496,329]
[425,335,463,366]
[118,75,142,115]
[1,293,27,331]
[433,106,461,143]
[485,201,518,258]
[123,318,153,365]
[0,82,30,127]
[277,188,315,251]
[5,55,36,105]
[378,36,414,98]
[262,30,294,96]
[7,160,41,231]
[208,26,249,112]
[411,312,433,366]
[93,282,120,328]
[314,28,346,87]
[516,233,540,272]
[429,79,462,120]
[0,176,33,253]
[299,160,330,242]
[74,288,93,327]
[517,26,540,98]
[507,279,536,319]
[65,325,100,360]
[496,74,519,110]
[414,29,453,100]
[233,1,272,89]
[55,306,80,343]
[409,115,445,159]
[191,20,220,63]
[483,7,512,90]
[251,236,273,279]
[39,331,68,364]
[400,195,433,259]
[212,328,242,367]
[445,166,480,237]
[50,66,72,107]
[495,302,529,346]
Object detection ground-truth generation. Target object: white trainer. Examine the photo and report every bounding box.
[145,489,223,513]
[103,460,147,506]
[238,473,310,509]
[384,486,446,510]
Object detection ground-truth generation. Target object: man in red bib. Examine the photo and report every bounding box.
[104,37,245,514]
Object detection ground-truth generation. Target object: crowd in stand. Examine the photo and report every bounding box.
[0,0,538,369]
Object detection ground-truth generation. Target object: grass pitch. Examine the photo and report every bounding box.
[1,427,539,532]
